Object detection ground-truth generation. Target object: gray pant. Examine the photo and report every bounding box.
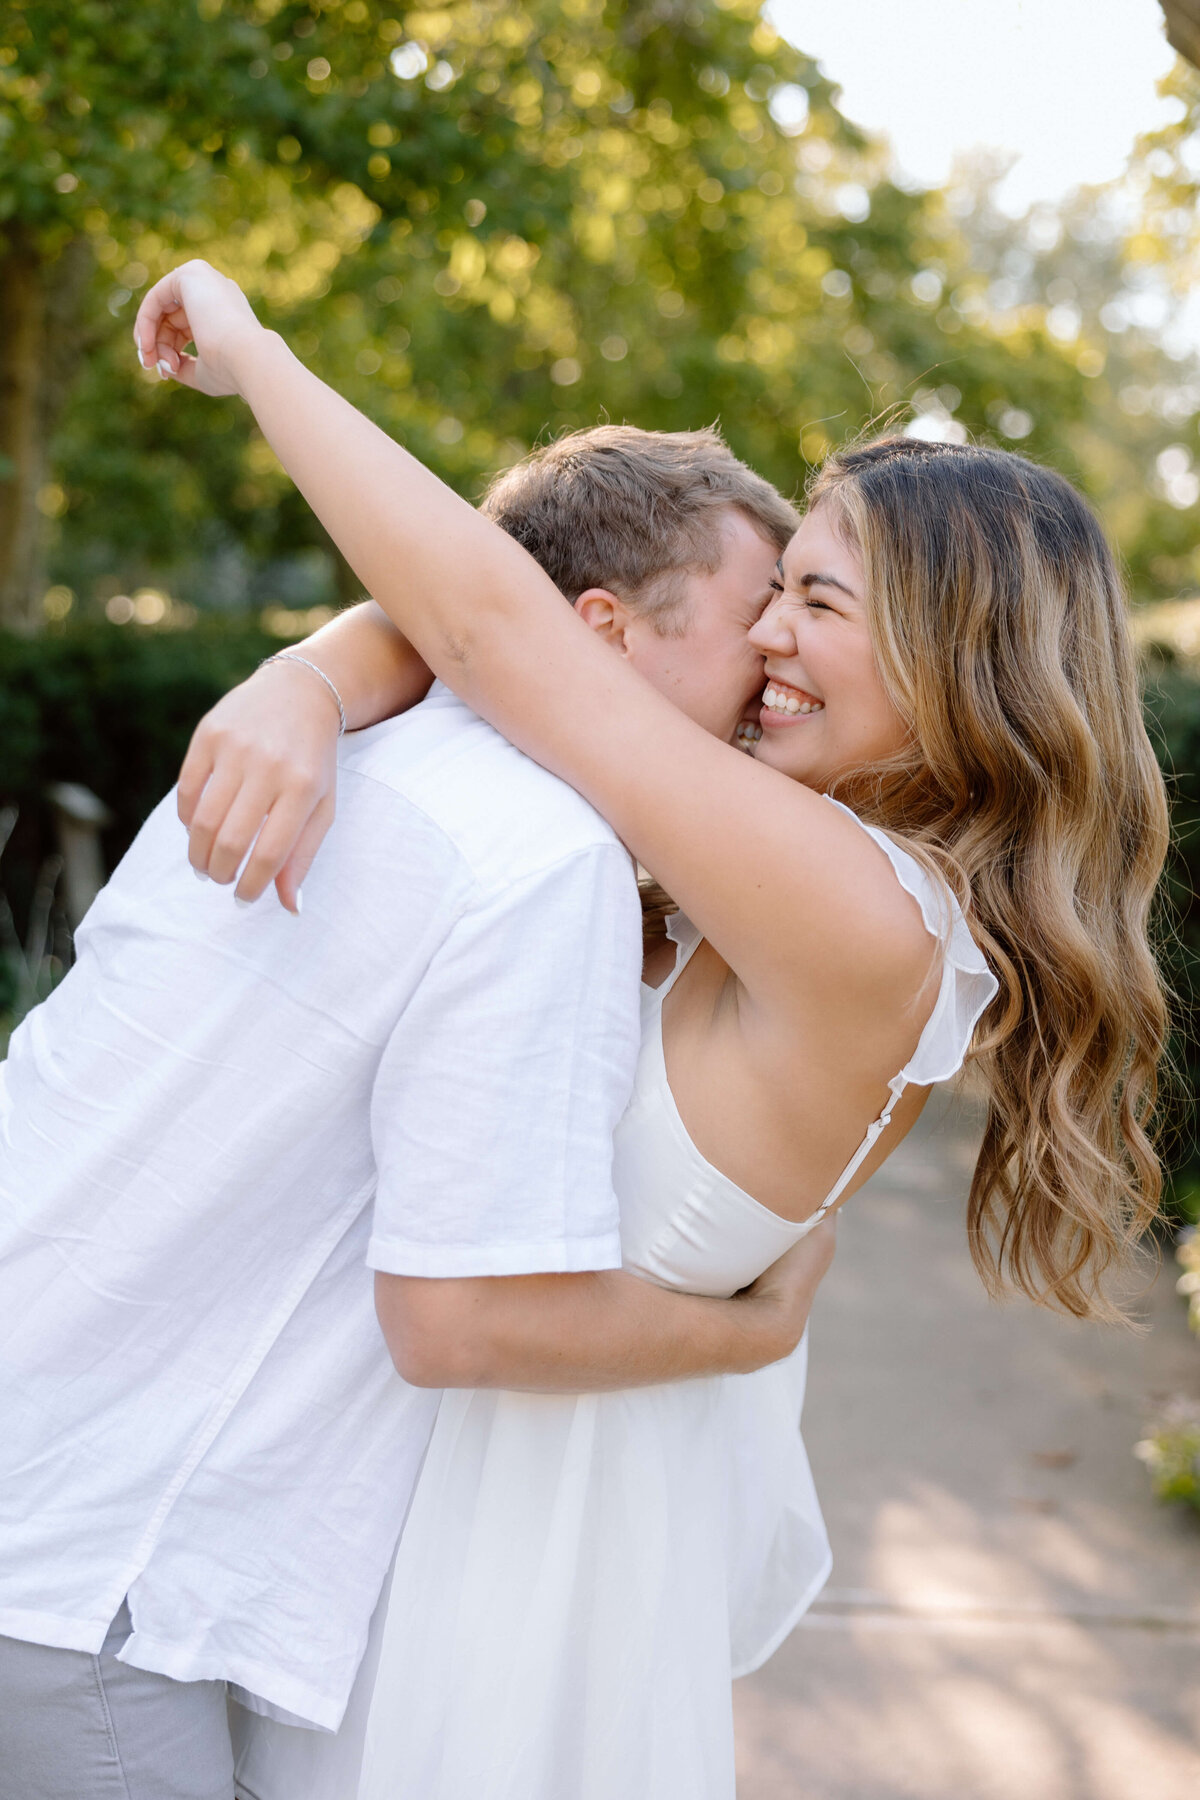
[0,1603,235,1800]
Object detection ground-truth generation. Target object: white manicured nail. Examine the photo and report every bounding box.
[192,867,209,882]
[293,890,303,915]
[157,360,172,381]
[234,895,253,910]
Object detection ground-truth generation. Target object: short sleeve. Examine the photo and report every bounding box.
[367,844,642,1277]
[822,795,998,1086]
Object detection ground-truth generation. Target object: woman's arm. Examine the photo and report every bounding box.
[137,263,928,1028]
[179,601,430,907]
[284,598,433,730]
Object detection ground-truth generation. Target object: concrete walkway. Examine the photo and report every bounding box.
[735,1086,1200,1800]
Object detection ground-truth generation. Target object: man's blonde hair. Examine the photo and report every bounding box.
[481,424,799,632]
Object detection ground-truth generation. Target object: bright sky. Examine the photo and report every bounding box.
[767,0,1180,214]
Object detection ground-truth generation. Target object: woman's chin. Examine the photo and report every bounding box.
[752,729,822,783]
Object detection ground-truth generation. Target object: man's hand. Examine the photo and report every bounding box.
[735,1219,837,1365]
[133,260,265,397]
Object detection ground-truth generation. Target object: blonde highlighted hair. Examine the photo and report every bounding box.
[809,436,1170,1321]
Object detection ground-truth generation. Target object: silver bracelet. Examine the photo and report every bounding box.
[261,652,347,736]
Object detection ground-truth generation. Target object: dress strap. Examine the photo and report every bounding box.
[805,1071,909,1225]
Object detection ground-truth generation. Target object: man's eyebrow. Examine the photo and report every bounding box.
[799,569,857,598]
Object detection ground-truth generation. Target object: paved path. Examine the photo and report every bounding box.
[735,1086,1200,1800]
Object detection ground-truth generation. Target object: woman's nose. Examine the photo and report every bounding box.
[748,600,793,655]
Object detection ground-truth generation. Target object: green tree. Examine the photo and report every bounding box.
[902,159,1200,603]
[2,0,830,623]
[7,0,1096,629]
[1102,55,1200,596]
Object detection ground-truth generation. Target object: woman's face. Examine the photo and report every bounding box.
[746,504,910,788]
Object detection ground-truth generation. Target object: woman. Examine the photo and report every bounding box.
[135,262,1168,1799]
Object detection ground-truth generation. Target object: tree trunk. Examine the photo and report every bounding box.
[1160,1,1200,70]
[0,230,94,633]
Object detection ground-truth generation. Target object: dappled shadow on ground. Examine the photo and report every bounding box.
[736,1612,1200,1800]
[734,1087,1200,1799]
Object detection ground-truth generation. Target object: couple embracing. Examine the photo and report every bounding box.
[0,260,1168,1800]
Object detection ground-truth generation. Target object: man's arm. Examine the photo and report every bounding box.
[364,839,827,1391]
[363,811,830,1393]
[377,1226,835,1392]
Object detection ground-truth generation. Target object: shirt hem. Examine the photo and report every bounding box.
[0,1606,110,1655]
[116,1631,345,1732]
[229,1685,326,1731]
[366,1230,624,1278]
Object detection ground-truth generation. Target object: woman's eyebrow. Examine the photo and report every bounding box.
[800,569,857,598]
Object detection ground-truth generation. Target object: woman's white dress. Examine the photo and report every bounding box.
[233,800,997,1800]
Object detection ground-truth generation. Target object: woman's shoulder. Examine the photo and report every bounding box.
[819,796,998,1084]
[820,797,988,971]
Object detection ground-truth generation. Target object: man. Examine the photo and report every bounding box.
[0,426,819,1798]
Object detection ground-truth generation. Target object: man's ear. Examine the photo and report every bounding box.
[574,588,635,650]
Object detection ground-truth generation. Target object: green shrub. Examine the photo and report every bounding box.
[1143,661,1200,1228]
[1177,1228,1200,1334]
[1132,1230,1200,1520]
[1135,1393,1200,1515]
[0,618,277,1015]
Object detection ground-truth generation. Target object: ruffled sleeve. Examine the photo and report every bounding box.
[822,795,998,1086]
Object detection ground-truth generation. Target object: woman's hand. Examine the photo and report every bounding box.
[179,661,341,912]
[176,604,433,909]
[133,260,266,397]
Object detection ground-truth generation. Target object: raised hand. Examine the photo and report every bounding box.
[133,259,265,397]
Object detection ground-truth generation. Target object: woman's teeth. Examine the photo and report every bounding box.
[763,685,824,716]
[735,720,763,749]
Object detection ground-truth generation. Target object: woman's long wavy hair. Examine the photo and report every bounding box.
[808,436,1170,1322]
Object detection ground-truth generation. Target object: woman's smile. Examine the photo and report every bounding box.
[759,673,825,726]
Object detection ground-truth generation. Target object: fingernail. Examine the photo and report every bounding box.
[157,360,172,381]
[293,889,303,916]
[192,867,209,882]
[234,895,253,910]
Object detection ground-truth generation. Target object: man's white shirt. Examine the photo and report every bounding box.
[0,685,642,1728]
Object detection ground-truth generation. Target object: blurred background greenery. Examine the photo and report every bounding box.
[1,0,1200,1216]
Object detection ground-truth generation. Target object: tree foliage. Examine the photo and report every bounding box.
[4,0,1118,624]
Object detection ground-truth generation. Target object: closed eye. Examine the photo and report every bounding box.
[766,575,835,612]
